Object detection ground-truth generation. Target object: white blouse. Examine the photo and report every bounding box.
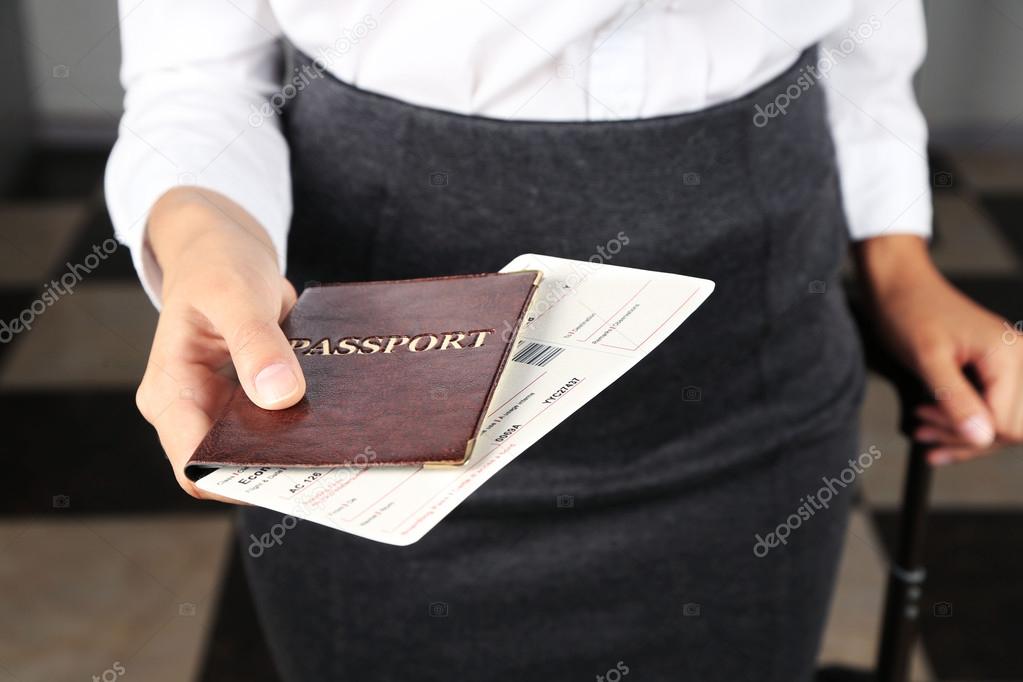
[105,0,931,302]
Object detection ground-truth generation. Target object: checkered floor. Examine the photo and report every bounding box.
[1,146,1021,682]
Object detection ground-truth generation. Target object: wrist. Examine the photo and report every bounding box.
[148,187,279,285]
[853,235,940,300]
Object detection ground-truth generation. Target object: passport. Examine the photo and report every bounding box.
[185,271,541,480]
[195,255,717,544]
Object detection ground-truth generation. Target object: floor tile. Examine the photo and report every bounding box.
[818,509,934,681]
[199,539,282,682]
[0,282,156,389]
[979,193,1023,261]
[856,375,919,507]
[5,147,109,201]
[0,390,223,515]
[0,292,36,363]
[0,514,232,682]
[947,276,1023,323]
[873,510,1023,681]
[0,202,89,287]
[62,204,140,283]
[930,194,1020,275]
[945,150,1023,193]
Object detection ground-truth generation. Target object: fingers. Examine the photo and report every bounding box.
[978,348,1023,443]
[927,445,993,467]
[915,404,954,429]
[916,349,996,448]
[148,389,241,503]
[915,424,972,447]
[136,326,238,501]
[198,275,306,410]
[137,273,302,502]
[142,307,238,414]
[912,401,992,465]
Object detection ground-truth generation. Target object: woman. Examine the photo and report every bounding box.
[107,1,1023,680]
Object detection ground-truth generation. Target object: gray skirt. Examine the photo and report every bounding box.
[239,46,866,681]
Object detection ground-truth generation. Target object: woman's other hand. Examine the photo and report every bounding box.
[857,235,1023,466]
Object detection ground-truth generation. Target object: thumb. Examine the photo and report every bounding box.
[917,351,995,447]
[202,280,306,410]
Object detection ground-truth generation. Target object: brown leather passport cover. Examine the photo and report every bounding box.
[185,271,540,480]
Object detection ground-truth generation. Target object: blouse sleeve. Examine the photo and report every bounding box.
[105,0,291,306]
[821,0,932,241]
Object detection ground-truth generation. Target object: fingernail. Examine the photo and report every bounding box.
[959,414,994,447]
[254,363,298,404]
[929,451,953,466]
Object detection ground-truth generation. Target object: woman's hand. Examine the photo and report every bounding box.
[135,187,306,499]
[856,235,1023,466]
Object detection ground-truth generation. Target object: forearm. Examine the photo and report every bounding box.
[850,231,1023,460]
[853,234,938,298]
[852,234,973,369]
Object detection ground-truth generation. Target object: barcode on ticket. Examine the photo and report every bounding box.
[512,341,565,367]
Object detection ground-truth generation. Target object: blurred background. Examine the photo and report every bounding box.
[1,1,1022,680]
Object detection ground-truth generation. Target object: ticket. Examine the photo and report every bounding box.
[196,254,714,544]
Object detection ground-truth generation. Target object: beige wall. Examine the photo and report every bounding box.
[19,0,123,143]
[917,1,1023,145]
